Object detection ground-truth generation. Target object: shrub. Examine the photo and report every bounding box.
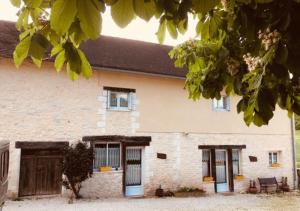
[62,142,93,199]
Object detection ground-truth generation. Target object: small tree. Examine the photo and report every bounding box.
[62,142,93,199]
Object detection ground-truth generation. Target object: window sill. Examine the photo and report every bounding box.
[213,108,230,112]
[268,166,282,169]
[93,170,123,174]
[106,108,132,112]
[203,180,215,184]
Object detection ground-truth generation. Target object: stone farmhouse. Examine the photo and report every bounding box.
[0,21,297,198]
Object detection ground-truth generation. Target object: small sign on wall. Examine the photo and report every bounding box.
[249,156,257,162]
[157,153,167,159]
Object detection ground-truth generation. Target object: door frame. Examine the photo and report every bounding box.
[205,147,238,193]
[124,146,144,197]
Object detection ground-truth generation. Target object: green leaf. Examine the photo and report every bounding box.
[51,44,63,57]
[24,0,43,7]
[50,0,77,35]
[30,8,43,24]
[54,50,66,72]
[78,49,92,79]
[13,35,32,68]
[156,18,166,44]
[16,8,30,30]
[64,42,82,74]
[29,33,49,67]
[77,0,102,39]
[10,0,21,7]
[253,113,264,126]
[255,0,274,3]
[69,21,88,46]
[275,44,288,65]
[67,63,79,81]
[192,0,219,14]
[167,20,178,39]
[133,0,156,21]
[104,0,118,5]
[178,19,188,34]
[111,0,135,28]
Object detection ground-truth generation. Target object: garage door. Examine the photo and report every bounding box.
[19,149,63,197]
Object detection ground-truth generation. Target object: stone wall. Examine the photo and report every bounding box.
[97,89,140,135]
[0,60,295,198]
[141,132,294,195]
[80,171,123,198]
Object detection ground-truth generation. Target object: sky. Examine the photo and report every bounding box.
[0,0,197,46]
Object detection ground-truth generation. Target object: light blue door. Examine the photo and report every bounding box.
[125,148,143,197]
[216,150,229,192]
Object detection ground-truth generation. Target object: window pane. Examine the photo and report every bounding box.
[269,152,272,165]
[94,144,107,169]
[223,97,227,109]
[213,97,229,110]
[232,150,239,176]
[273,153,278,163]
[108,144,120,169]
[119,93,129,107]
[218,98,224,108]
[109,92,118,107]
[202,150,210,177]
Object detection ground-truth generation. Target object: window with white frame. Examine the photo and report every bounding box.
[212,96,230,111]
[107,90,132,110]
[202,150,211,178]
[269,152,279,166]
[232,149,241,176]
[94,143,121,171]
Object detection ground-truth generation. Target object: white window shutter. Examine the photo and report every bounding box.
[226,97,230,111]
[129,92,134,110]
[107,90,110,109]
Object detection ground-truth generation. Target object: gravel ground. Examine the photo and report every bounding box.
[3,192,300,211]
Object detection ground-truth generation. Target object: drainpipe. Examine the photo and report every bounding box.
[290,115,297,189]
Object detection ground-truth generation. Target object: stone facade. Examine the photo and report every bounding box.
[80,171,123,198]
[141,132,294,195]
[0,59,296,198]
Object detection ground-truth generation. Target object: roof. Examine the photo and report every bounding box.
[0,20,187,78]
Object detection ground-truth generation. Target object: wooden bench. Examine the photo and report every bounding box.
[258,177,282,193]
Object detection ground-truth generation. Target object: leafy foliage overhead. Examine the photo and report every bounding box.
[9,0,300,126]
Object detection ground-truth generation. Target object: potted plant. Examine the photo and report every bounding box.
[271,163,280,168]
[281,177,290,192]
[248,180,258,194]
[100,166,112,172]
[234,175,245,180]
[155,185,164,197]
[203,176,214,182]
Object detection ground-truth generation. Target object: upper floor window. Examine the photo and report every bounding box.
[104,87,135,111]
[213,96,230,111]
[108,91,131,110]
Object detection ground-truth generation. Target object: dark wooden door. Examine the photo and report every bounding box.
[19,156,36,196]
[19,150,62,197]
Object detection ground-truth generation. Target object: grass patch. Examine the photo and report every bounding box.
[175,187,206,197]
[296,130,300,168]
